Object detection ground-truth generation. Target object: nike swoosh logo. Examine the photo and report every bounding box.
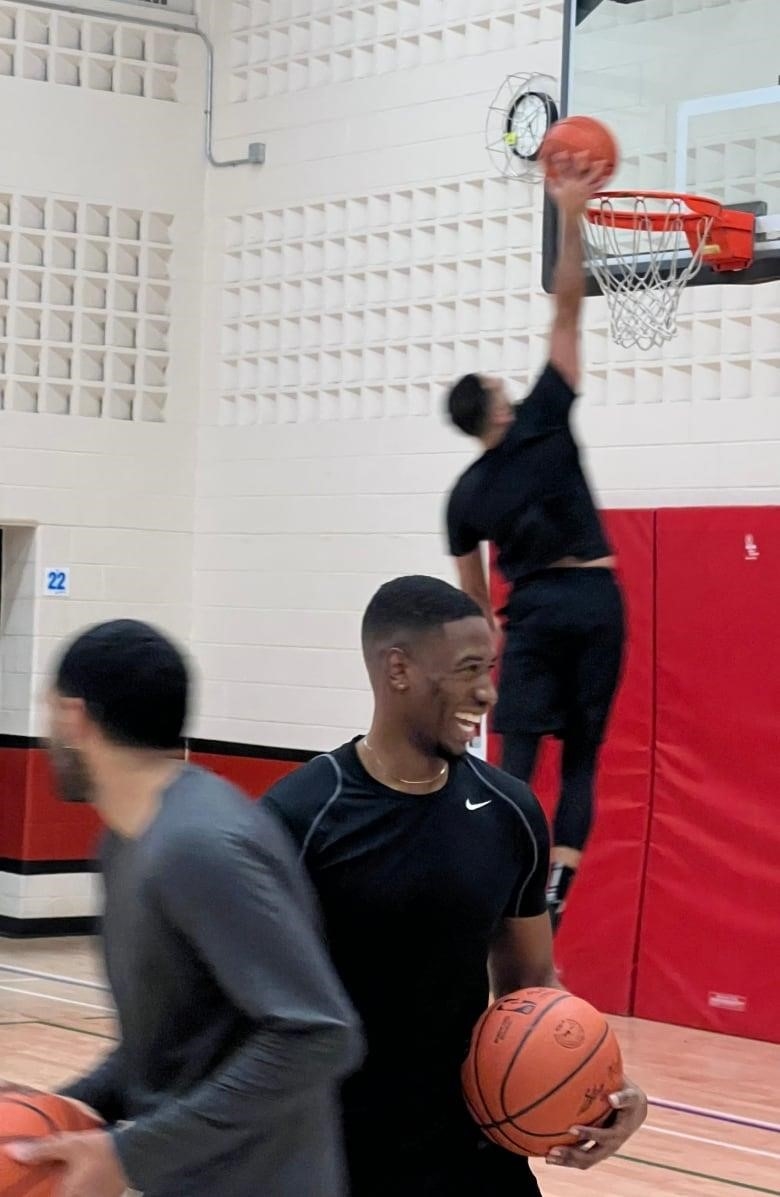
[465,799,492,811]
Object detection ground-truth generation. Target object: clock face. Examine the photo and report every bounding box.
[505,91,558,160]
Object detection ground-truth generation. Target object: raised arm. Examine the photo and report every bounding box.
[545,153,610,391]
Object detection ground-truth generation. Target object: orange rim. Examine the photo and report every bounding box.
[585,190,722,232]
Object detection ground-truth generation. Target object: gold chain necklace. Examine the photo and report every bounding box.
[362,738,448,787]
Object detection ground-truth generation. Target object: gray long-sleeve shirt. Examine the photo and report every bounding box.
[63,765,363,1197]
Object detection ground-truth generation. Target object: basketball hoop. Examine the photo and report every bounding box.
[582,191,756,350]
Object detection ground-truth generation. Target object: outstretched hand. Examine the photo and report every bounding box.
[545,151,610,218]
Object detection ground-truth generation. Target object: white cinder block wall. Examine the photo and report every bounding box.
[0,0,206,738]
[2,0,778,767]
[0,0,205,926]
[193,0,780,754]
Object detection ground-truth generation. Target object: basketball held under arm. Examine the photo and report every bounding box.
[488,914,561,999]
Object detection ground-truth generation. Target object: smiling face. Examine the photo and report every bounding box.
[388,615,497,758]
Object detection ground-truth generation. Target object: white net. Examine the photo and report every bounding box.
[582,194,716,351]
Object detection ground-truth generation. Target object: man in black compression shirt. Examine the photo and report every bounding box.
[444,154,625,930]
[263,575,646,1197]
[12,620,362,1197]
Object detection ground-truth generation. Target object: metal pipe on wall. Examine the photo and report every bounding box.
[14,0,265,169]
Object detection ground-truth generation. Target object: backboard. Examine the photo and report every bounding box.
[543,0,780,293]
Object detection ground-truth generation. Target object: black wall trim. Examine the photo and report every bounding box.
[0,858,101,876]
[0,732,315,763]
[187,738,315,762]
[0,738,309,885]
[0,914,99,939]
[0,733,40,749]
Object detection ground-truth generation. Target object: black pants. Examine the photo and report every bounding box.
[496,569,625,851]
[348,1138,542,1197]
[345,1089,542,1197]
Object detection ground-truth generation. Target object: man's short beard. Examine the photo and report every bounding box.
[48,742,95,805]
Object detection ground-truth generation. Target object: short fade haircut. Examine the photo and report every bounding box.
[362,575,483,652]
[445,373,490,437]
[55,619,188,751]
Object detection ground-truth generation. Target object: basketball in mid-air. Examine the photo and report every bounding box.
[540,115,619,184]
[462,986,624,1157]
[0,1090,103,1196]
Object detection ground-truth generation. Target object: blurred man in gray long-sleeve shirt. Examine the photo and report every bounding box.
[11,620,362,1197]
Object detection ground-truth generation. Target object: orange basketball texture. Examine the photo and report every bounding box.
[462,987,624,1157]
[0,1091,103,1196]
[540,116,619,184]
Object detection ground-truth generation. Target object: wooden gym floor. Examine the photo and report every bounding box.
[0,938,778,1197]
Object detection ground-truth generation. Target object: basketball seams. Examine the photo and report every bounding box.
[466,988,571,1156]
[464,992,623,1156]
[476,1118,532,1156]
[0,1100,58,1138]
[56,1102,97,1135]
[482,1021,615,1135]
[490,1103,610,1141]
[506,1021,612,1122]
[480,1101,610,1156]
[466,1015,533,1158]
[0,1095,78,1197]
[497,991,571,1122]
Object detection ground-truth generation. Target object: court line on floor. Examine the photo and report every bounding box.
[0,965,108,992]
[27,1018,116,1042]
[0,1018,116,1043]
[643,1124,780,1161]
[617,1154,780,1195]
[649,1097,780,1135]
[2,979,777,1151]
[0,985,113,1013]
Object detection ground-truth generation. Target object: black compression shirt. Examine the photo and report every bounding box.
[263,741,549,1193]
[446,363,612,587]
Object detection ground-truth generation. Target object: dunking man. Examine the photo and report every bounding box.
[444,154,625,930]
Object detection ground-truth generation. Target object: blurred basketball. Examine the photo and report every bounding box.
[462,987,624,1157]
[0,1091,103,1196]
[540,115,619,184]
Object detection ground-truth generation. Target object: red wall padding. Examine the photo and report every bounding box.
[6,504,777,1043]
[634,508,780,1043]
[0,748,30,860]
[489,510,655,1015]
[0,748,101,863]
[24,750,102,860]
[0,749,300,866]
[188,752,300,796]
